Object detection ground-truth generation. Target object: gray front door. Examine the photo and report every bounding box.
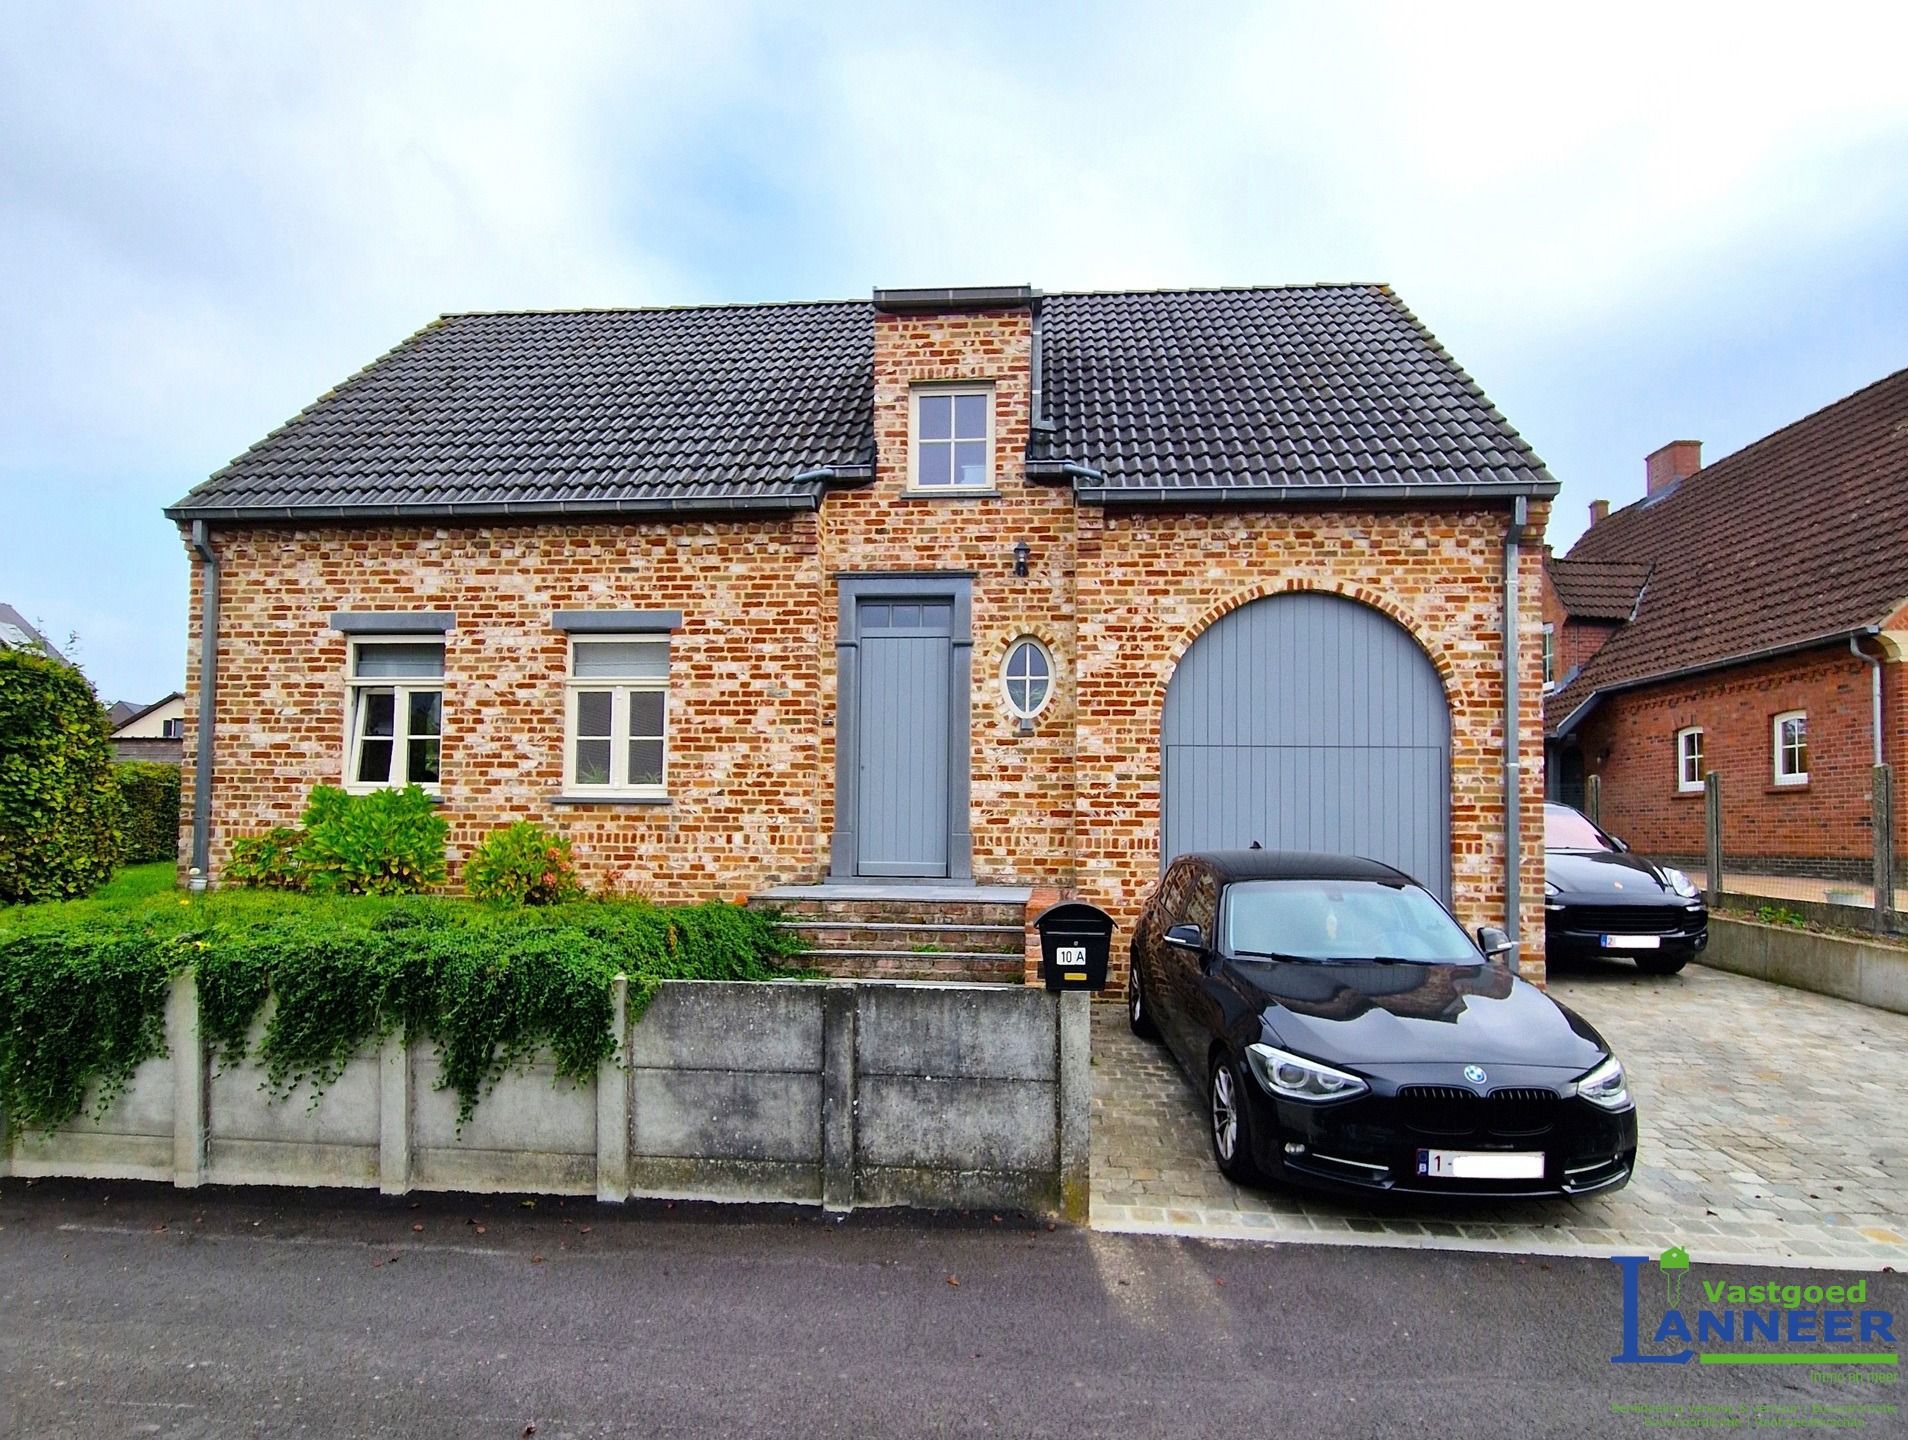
[1160,590,1452,900]
[855,598,954,877]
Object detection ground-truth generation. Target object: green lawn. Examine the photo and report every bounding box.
[89,861,178,903]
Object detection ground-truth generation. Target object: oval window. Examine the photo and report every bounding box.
[1002,638,1054,720]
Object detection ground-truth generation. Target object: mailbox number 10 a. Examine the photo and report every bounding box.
[1057,945,1087,967]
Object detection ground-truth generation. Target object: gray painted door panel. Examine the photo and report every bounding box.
[1161,591,1452,899]
[857,604,953,877]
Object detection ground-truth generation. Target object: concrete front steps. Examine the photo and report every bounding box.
[748,883,1032,983]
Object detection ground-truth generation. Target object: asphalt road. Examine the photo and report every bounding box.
[1,1179,1901,1439]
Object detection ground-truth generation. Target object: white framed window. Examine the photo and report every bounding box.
[1773,710,1809,786]
[566,637,669,796]
[911,385,994,490]
[1676,726,1705,793]
[161,717,183,740]
[347,639,444,791]
[1002,637,1054,720]
[1541,624,1555,690]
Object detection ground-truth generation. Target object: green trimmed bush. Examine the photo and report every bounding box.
[0,646,123,903]
[0,888,809,1133]
[226,827,307,891]
[294,784,447,895]
[116,761,182,865]
[465,822,583,905]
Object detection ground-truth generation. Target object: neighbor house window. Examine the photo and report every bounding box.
[567,637,668,795]
[1676,726,1705,793]
[1541,624,1555,690]
[1773,710,1809,786]
[912,386,993,489]
[347,640,444,790]
[161,717,183,740]
[1002,637,1054,720]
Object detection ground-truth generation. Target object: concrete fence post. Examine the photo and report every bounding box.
[821,982,858,1213]
[1705,771,1724,908]
[596,975,630,1203]
[170,969,206,1187]
[378,1028,411,1196]
[1585,773,1601,827]
[1056,991,1091,1224]
[1873,765,1895,933]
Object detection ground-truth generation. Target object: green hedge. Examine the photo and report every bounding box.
[116,762,182,865]
[0,891,808,1134]
[0,647,122,903]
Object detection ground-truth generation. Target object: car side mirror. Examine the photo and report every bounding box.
[1163,923,1204,952]
[1476,926,1516,966]
[1611,835,1630,853]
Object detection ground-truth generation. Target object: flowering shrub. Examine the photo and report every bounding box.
[464,822,583,906]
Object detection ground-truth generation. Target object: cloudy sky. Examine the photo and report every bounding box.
[4,0,1906,703]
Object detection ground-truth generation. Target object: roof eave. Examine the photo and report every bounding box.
[1548,626,1884,738]
[1077,479,1561,506]
[164,490,824,525]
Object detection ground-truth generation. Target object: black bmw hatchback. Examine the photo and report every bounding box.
[1127,851,1637,1198]
[1544,803,1707,974]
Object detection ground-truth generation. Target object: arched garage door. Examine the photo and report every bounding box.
[1161,591,1452,900]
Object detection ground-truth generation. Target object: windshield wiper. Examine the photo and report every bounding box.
[1229,949,1335,963]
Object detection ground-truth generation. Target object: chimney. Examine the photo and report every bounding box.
[1645,439,1702,496]
[1589,499,1609,527]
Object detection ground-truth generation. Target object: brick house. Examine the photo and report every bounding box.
[1544,366,1908,881]
[167,284,1557,985]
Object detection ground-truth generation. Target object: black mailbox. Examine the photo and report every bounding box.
[1035,901,1114,992]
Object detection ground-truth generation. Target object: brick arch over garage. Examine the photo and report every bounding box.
[1157,586,1454,900]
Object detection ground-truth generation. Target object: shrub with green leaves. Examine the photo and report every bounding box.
[0,887,810,1133]
[0,646,123,904]
[465,822,583,905]
[294,784,447,895]
[226,826,308,891]
[116,761,183,865]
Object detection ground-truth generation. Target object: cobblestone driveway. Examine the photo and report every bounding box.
[1091,961,1908,1268]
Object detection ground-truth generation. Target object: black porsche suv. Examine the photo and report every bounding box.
[1543,804,1708,974]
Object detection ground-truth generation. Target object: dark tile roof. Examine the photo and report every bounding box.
[0,602,68,664]
[1545,557,1651,621]
[1547,366,1908,733]
[168,285,1555,521]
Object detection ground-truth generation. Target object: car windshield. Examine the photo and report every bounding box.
[1222,879,1480,964]
[1544,805,1620,852]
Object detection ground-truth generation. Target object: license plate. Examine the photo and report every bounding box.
[1417,1149,1546,1180]
[1601,934,1662,949]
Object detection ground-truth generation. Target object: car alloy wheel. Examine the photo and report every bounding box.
[1127,958,1159,1039]
[1207,1054,1267,1185]
[1211,1062,1239,1161]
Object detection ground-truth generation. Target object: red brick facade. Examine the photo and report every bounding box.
[1563,643,1906,877]
[180,301,1554,984]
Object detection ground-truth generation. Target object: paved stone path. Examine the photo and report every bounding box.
[1090,960,1908,1268]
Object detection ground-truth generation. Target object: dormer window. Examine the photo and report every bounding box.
[912,385,993,490]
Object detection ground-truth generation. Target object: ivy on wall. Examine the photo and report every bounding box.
[0,891,807,1135]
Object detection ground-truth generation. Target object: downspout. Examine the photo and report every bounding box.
[1850,632,1883,766]
[1503,496,1528,962]
[188,521,219,890]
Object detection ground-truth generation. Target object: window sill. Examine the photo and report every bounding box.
[901,488,1001,501]
[343,784,444,804]
[1674,787,1705,798]
[550,793,672,807]
[1768,780,1811,794]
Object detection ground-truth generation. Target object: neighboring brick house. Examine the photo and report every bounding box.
[166,284,1558,984]
[1545,367,1908,881]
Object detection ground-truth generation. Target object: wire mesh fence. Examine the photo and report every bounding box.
[1584,766,1901,930]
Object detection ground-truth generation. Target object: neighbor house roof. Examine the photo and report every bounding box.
[166,284,1557,522]
[1547,366,1908,734]
[1545,557,1651,622]
[109,691,186,736]
[0,603,68,664]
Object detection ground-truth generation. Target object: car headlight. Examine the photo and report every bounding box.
[1661,867,1699,899]
[1575,1055,1632,1111]
[1246,1043,1369,1102]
